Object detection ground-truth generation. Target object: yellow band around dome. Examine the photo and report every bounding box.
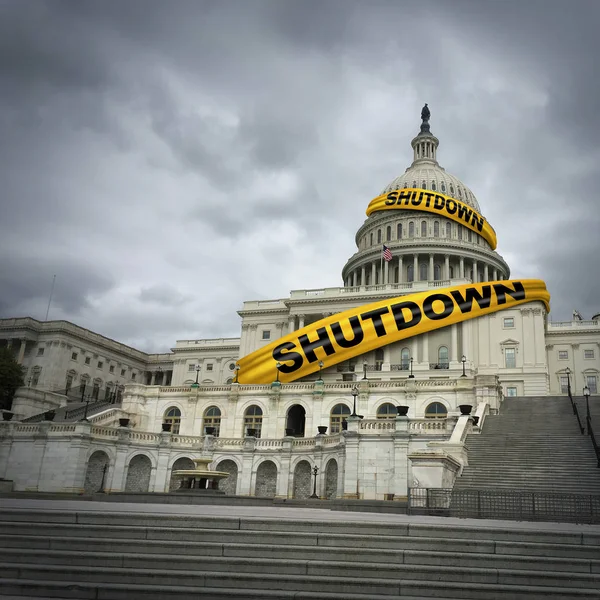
[366,188,498,251]
[236,279,549,384]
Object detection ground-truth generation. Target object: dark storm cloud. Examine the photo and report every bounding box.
[1,0,599,350]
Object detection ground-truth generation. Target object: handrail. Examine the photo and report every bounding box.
[587,418,600,467]
[567,386,585,434]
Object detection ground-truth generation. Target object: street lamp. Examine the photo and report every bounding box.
[565,367,572,395]
[234,365,240,383]
[461,355,467,377]
[584,385,591,435]
[362,361,368,380]
[276,362,282,383]
[317,360,324,381]
[310,465,319,499]
[351,385,360,417]
[191,364,200,389]
[80,394,92,422]
[408,357,414,378]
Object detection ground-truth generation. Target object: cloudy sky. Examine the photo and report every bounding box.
[1,0,598,352]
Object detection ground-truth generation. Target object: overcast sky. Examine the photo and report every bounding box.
[1,0,598,352]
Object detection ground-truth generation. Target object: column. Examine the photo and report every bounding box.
[451,324,458,363]
[444,255,450,280]
[360,266,366,286]
[398,256,403,284]
[462,321,471,363]
[298,315,305,329]
[484,264,489,282]
[352,271,357,287]
[384,260,389,285]
[288,315,295,334]
[422,334,429,366]
[17,339,26,365]
[150,372,156,386]
[382,345,391,371]
[460,257,465,278]
[371,263,376,285]
[429,254,434,282]
[413,254,418,281]
[473,260,478,283]
[492,268,497,281]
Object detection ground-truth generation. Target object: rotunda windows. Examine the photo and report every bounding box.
[441,182,446,192]
[419,263,428,281]
[431,181,436,191]
[409,222,415,237]
[422,180,427,189]
[420,221,427,237]
[370,232,373,246]
[434,221,440,237]
[397,223,403,240]
[377,229,382,244]
[445,222,451,238]
[386,225,391,241]
[434,264,442,281]
[449,183,454,194]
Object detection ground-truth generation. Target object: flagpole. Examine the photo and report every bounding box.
[380,248,383,286]
[45,275,56,321]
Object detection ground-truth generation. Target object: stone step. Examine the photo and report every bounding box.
[2,562,600,598]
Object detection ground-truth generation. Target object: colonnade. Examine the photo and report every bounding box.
[343,253,503,288]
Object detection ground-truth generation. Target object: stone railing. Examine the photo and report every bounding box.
[408,419,448,432]
[359,419,396,432]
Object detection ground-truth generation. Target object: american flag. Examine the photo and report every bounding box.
[382,245,393,262]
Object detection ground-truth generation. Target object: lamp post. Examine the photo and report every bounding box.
[408,357,414,379]
[461,355,467,377]
[584,385,591,435]
[157,366,163,386]
[310,465,319,499]
[362,361,368,380]
[276,362,282,383]
[351,385,360,417]
[566,367,572,396]
[80,394,91,422]
[318,360,324,381]
[234,365,240,383]
[191,364,200,389]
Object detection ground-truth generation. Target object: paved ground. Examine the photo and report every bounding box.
[1,497,599,534]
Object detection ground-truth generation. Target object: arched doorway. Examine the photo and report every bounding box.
[84,451,109,494]
[215,459,238,495]
[124,454,152,492]
[325,459,338,499]
[255,460,277,497]
[286,404,306,437]
[168,457,194,491]
[292,460,312,499]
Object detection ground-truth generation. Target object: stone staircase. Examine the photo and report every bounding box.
[456,396,600,494]
[0,501,599,599]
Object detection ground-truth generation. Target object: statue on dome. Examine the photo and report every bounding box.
[421,103,430,122]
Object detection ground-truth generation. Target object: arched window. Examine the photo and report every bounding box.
[377,229,382,243]
[467,229,473,242]
[446,222,451,238]
[433,221,439,237]
[425,402,448,418]
[419,263,428,281]
[438,346,449,367]
[421,221,427,237]
[458,226,463,240]
[407,264,414,282]
[449,183,454,194]
[244,405,263,438]
[458,187,463,198]
[375,349,384,371]
[386,225,391,241]
[434,264,441,281]
[377,403,396,419]
[330,403,351,434]
[203,406,221,436]
[401,348,410,370]
[163,407,181,434]
[397,223,403,239]
[441,182,446,192]
[408,221,415,237]
[422,180,427,189]
[431,181,436,191]
[370,232,373,246]
[412,180,417,187]
[449,265,454,278]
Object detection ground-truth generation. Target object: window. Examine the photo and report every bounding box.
[85,357,91,365]
[441,182,446,192]
[370,232,373,245]
[98,361,103,369]
[458,226,463,240]
[438,346,449,367]
[397,223,403,239]
[262,330,271,340]
[503,318,514,328]
[433,221,439,237]
[92,382,100,400]
[419,263,428,281]
[505,348,516,368]
[421,221,427,237]
[377,403,396,419]
[163,407,181,434]
[422,180,426,189]
[586,375,597,394]
[203,406,222,436]
[431,181,436,191]
[121,369,126,376]
[330,403,351,434]
[506,387,517,397]
[375,349,384,371]
[37,347,44,357]
[109,365,115,373]
[229,363,236,371]
[560,375,569,394]
[386,226,391,241]
[449,266,454,278]
[188,364,196,372]
[408,222,414,237]
[65,374,74,392]
[467,229,473,242]
[425,402,447,418]
[458,187,463,198]
[434,264,441,281]
[71,352,78,361]
[206,364,213,371]
[377,229,382,243]
[244,405,263,438]
[407,264,414,282]
[401,348,410,370]
[584,350,595,359]
[558,350,568,360]
[131,372,136,381]
[449,184,454,194]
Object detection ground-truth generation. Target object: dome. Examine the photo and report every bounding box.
[381,165,481,213]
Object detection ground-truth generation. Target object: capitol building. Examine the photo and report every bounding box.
[1,109,599,499]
